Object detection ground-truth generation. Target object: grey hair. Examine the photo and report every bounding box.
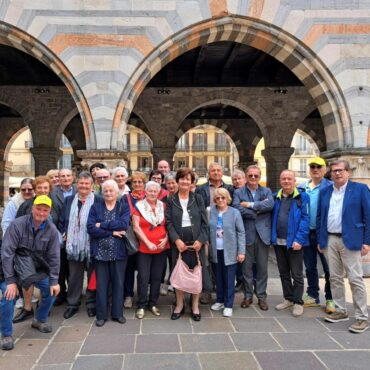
[232,169,245,178]
[112,166,128,178]
[145,181,161,192]
[164,171,177,182]
[102,179,119,193]
[77,171,93,183]
[329,158,350,171]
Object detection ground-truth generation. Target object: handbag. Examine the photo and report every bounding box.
[170,251,202,294]
[124,225,139,255]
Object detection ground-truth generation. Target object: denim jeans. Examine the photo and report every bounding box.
[0,280,16,337]
[34,277,56,322]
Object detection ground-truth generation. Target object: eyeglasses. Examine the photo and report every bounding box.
[215,196,226,200]
[96,176,109,180]
[331,169,346,174]
[21,188,33,193]
[151,177,162,181]
[248,174,259,179]
[309,165,322,169]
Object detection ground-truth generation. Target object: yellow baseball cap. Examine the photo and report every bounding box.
[308,157,326,167]
[33,195,52,208]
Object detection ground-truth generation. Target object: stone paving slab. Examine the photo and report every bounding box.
[141,318,192,334]
[254,351,326,370]
[89,319,140,335]
[276,317,328,332]
[80,334,136,355]
[72,355,124,370]
[315,350,370,370]
[53,325,91,342]
[198,352,260,370]
[328,330,370,349]
[272,332,341,350]
[230,333,282,351]
[135,334,180,353]
[180,333,235,352]
[38,342,82,365]
[192,317,235,333]
[231,317,283,333]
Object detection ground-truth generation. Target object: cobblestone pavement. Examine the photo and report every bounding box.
[1,259,370,370]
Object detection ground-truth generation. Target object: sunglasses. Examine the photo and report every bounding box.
[215,196,226,200]
[21,188,33,193]
[248,174,259,179]
[309,165,322,169]
[331,169,346,174]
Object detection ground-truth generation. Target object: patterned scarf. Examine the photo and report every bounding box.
[135,198,165,227]
[66,192,95,262]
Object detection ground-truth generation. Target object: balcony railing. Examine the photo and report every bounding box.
[176,144,230,152]
[293,148,317,156]
[123,144,152,152]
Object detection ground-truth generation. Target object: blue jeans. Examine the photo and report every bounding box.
[212,250,238,308]
[303,230,332,301]
[0,280,16,337]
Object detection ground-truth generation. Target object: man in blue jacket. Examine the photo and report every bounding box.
[298,157,334,314]
[317,159,370,333]
[272,170,310,317]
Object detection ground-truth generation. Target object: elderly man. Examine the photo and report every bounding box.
[232,165,274,310]
[157,160,171,176]
[317,159,370,333]
[51,168,76,306]
[196,162,234,304]
[1,195,60,350]
[272,170,310,317]
[298,157,334,313]
[95,168,111,194]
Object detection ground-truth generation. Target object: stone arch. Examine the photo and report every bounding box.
[0,21,96,149]
[113,15,350,151]
[3,126,30,163]
[293,129,320,153]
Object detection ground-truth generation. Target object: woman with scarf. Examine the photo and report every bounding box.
[132,181,169,319]
[87,179,130,327]
[59,172,96,319]
[123,171,146,309]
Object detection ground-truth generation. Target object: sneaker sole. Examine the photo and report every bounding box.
[325,308,336,314]
[349,325,369,334]
[324,316,349,323]
[211,306,224,311]
[303,302,320,307]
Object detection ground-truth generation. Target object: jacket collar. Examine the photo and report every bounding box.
[276,187,300,199]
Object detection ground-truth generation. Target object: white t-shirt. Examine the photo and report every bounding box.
[180,198,191,227]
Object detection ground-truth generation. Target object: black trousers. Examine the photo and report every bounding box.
[58,247,69,297]
[274,245,304,305]
[137,252,167,308]
[95,259,127,320]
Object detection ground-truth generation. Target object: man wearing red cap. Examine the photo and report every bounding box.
[0,195,60,350]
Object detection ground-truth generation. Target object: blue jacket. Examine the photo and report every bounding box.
[209,206,245,266]
[232,185,274,246]
[271,188,310,248]
[317,180,370,251]
[87,197,131,260]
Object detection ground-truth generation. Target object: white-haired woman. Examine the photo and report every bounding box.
[87,179,130,327]
[132,181,169,319]
[112,166,130,196]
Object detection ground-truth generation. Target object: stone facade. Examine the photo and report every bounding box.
[0,1,369,196]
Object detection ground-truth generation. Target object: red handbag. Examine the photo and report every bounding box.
[87,269,96,291]
[170,251,202,294]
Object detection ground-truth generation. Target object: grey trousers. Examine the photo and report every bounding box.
[67,260,96,309]
[242,234,270,300]
[324,235,368,320]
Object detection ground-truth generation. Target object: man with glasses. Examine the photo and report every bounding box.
[317,159,370,333]
[95,168,111,195]
[298,157,334,314]
[232,165,274,310]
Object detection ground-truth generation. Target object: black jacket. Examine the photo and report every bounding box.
[165,192,209,246]
[196,181,234,208]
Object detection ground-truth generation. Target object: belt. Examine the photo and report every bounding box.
[328,232,342,237]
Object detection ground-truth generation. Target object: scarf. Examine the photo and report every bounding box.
[66,192,95,262]
[135,198,165,227]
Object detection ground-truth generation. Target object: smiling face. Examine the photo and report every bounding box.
[208,164,223,183]
[35,181,51,196]
[145,184,160,202]
[114,170,128,188]
[131,176,145,192]
[178,174,192,193]
[280,170,295,194]
[246,168,261,188]
[165,178,178,194]
[59,169,73,189]
[309,163,326,182]
[158,160,170,175]
[331,162,350,188]
[20,183,34,200]
[103,184,118,202]
[77,177,93,198]
[32,204,51,225]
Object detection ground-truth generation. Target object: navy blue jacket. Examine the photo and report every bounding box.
[196,181,234,208]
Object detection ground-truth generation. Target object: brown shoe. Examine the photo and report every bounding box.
[200,292,212,305]
[241,298,253,308]
[258,299,269,311]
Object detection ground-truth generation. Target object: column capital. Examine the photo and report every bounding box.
[30,147,63,176]
[77,150,128,170]
[151,147,175,168]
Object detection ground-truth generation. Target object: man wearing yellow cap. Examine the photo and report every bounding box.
[0,195,60,350]
[298,157,334,314]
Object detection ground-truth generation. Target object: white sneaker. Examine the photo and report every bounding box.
[124,296,133,309]
[15,298,24,309]
[223,308,233,317]
[211,302,224,311]
[275,299,294,311]
[168,285,174,293]
[292,304,304,317]
[31,295,39,304]
[160,284,168,296]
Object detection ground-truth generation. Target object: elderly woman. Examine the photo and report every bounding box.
[163,172,178,200]
[132,181,169,319]
[123,171,146,309]
[112,166,130,196]
[87,180,130,326]
[209,188,245,317]
[149,170,169,200]
[232,169,246,189]
[166,168,208,321]
[46,169,60,188]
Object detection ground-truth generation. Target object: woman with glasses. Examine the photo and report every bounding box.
[1,178,34,236]
[209,188,245,317]
[149,170,169,200]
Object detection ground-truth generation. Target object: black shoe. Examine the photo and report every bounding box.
[87,308,96,317]
[95,319,106,327]
[112,316,126,324]
[171,306,185,320]
[63,307,79,319]
[191,311,201,322]
[13,308,34,323]
[53,295,66,306]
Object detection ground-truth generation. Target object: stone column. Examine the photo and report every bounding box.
[237,156,256,172]
[151,147,176,170]
[30,147,63,176]
[76,150,128,171]
[262,147,294,191]
[0,160,12,206]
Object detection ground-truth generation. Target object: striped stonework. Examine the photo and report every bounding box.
[0,21,96,149]
[113,16,351,152]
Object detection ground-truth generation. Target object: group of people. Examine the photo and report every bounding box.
[0,157,369,351]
